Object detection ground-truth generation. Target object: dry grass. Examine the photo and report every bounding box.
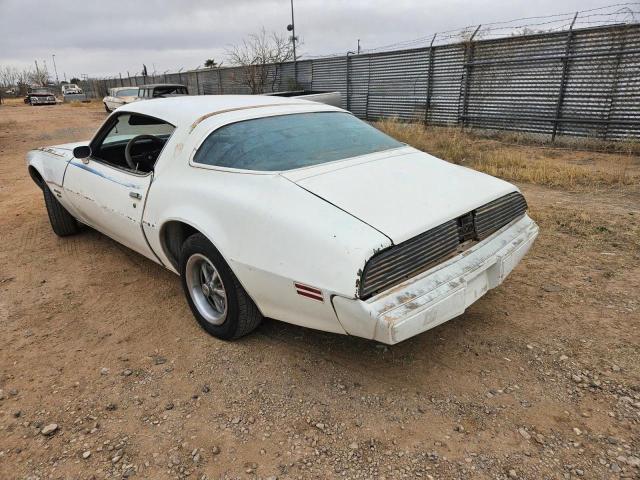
[529,205,640,251]
[376,119,639,189]
[0,98,26,106]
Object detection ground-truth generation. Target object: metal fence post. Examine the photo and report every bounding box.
[424,33,437,125]
[602,25,628,141]
[458,25,481,128]
[365,56,372,121]
[552,12,579,141]
[346,52,355,111]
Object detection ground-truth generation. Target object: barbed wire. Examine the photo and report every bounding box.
[303,2,640,59]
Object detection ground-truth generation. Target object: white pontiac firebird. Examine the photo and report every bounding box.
[26,95,539,344]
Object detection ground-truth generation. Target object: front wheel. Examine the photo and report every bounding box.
[179,233,262,340]
[42,186,79,236]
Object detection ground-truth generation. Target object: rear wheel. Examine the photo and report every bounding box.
[42,186,79,236]
[179,233,262,340]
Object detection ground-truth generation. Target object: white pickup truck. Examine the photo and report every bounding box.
[61,84,87,103]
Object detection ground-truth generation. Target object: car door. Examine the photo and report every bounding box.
[64,159,155,258]
[63,112,173,260]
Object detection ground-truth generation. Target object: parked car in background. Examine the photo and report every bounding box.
[61,84,83,95]
[62,83,88,103]
[26,95,538,344]
[137,83,189,100]
[24,88,56,106]
[103,87,139,112]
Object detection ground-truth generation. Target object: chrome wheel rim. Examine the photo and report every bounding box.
[185,253,227,325]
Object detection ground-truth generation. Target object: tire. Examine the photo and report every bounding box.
[42,186,79,237]
[179,233,262,340]
[104,103,110,113]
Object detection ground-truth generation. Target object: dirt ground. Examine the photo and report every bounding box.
[0,101,639,480]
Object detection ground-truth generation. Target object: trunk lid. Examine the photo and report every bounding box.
[282,146,518,244]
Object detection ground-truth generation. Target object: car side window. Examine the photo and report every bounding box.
[91,113,175,173]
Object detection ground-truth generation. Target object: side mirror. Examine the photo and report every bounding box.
[73,145,91,160]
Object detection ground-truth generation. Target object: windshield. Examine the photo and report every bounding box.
[117,88,138,97]
[192,112,403,171]
[32,88,51,94]
[101,113,174,147]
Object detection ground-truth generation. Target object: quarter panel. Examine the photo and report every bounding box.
[143,166,391,300]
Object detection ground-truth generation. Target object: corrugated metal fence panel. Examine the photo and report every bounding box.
[297,60,313,90]
[186,72,200,95]
[311,57,347,109]
[198,70,218,94]
[606,29,640,139]
[464,31,568,135]
[561,25,640,139]
[275,62,296,91]
[427,43,465,125]
[346,55,369,118]
[366,48,429,121]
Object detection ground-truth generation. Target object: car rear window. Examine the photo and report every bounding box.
[192,112,403,171]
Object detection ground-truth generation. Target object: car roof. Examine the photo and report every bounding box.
[119,95,330,126]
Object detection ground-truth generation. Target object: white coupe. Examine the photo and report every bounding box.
[27,96,538,344]
[103,87,139,112]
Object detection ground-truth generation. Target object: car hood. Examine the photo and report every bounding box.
[281,146,518,244]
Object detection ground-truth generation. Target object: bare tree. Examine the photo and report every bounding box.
[0,66,15,87]
[29,65,49,86]
[226,28,294,94]
[0,65,42,94]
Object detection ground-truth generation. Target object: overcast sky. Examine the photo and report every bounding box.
[0,0,627,79]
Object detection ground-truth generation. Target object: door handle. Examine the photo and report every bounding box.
[129,191,142,200]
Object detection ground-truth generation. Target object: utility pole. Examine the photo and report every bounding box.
[287,0,298,85]
[52,54,59,84]
[357,39,361,54]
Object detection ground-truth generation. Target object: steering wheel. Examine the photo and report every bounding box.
[125,135,165,170]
